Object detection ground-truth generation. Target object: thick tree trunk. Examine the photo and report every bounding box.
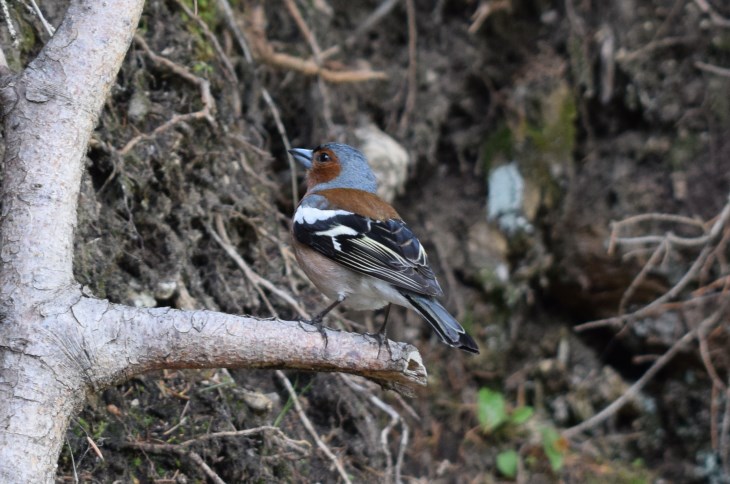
[0,2,146,481]
[0,1,426,482]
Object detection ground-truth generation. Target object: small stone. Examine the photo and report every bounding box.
[242,391,273,414]
[106,404,122,417]
[353,123,412,203]
[155,280,178,300]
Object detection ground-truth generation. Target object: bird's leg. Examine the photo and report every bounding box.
[301,295,346,348]
[371,304,392,359]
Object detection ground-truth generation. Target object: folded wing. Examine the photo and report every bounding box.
[293,205,443,297]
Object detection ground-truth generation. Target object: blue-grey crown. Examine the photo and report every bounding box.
[312,143,378,194]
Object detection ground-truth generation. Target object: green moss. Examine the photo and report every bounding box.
[482,123,514,170]
[526,84,577,162]
[179,0,218,65]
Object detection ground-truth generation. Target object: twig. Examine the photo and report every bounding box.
[28,0,55,36]
[276,370,352,484]
[283,0,321,58]
[577,195,730,331]
[127,441,226,484]
[608,212,705,255]
[398,0,417,137]
[321,0,401,59]
[189,451,226,484]
[213,0,253,63]
[468,0,511,33]
[617,239,667,314]
[178,425,310,453]
[65,439,79,484]
[694,0,730,28]
[118,35,216,156]
[612,233,710,248]
[616,36,695,63]
[341,375,409,484]
[565,307,725,438]
[245,4,387,83]
[215,0,298,203]
[209,215,309,319]
[86,436,104,461]
[282,0,335,134]
[174,0,238,84]
[695,61,730,78]
[1,0,19,47]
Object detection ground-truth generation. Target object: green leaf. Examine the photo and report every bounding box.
[510,406,534,425]
[496,450,519,478]
[477,388,507,432]
[541,427,567,472]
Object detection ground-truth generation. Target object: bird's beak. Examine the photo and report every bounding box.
[288,148,313,169]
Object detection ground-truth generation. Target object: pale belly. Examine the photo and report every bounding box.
[294,241,410,311]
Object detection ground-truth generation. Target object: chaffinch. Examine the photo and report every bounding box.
[289,142,479,354]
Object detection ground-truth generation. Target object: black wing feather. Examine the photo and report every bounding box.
[293,211,443,297]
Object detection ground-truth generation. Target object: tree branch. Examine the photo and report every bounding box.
[78,298,426,396]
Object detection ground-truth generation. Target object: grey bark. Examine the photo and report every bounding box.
[0,1,426,482]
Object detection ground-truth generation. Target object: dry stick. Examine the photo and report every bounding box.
[118,35,217,156]
[612,212,706,228]
[261,87,298,204]
[177,425,309,453]
[694,0,730,28]
[0,0,18,47]
[577,242,714,331]
[282,0,335,134]
[468,0,510,33]
[189,451,226,484]
[341,375,409,484]
[613,233,711,248]
[617,239,667,315]
[245,4,387,84]
[321,0,401,60]
[209,216,309,319]
[214,0,299,204]
[283,0,321,58]
[127,442,226,484]
[174,0,238,84]
[255,39,389,83]
[134,35,217,123]
[698,322,727,392]
[576,196,730,332]
[28,0,55,36]
[213,213,277,317]
[617,36,695,63]
[276,370,352,484]
[696,61,730,78]
[608,212,707,255]
[565,308,724,438]
[398,0,417,137]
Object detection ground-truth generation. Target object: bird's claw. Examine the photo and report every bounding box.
[366,331,393,360]
[297,317,329,349]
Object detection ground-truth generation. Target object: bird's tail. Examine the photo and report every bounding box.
[403,293,479,354]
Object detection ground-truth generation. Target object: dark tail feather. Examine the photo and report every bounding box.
[404,293,479,354]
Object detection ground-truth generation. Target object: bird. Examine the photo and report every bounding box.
[288,142,479,354]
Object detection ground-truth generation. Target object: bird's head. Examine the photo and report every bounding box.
[289,143,378,194]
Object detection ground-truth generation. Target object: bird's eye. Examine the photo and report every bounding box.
[317,152,331,163]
